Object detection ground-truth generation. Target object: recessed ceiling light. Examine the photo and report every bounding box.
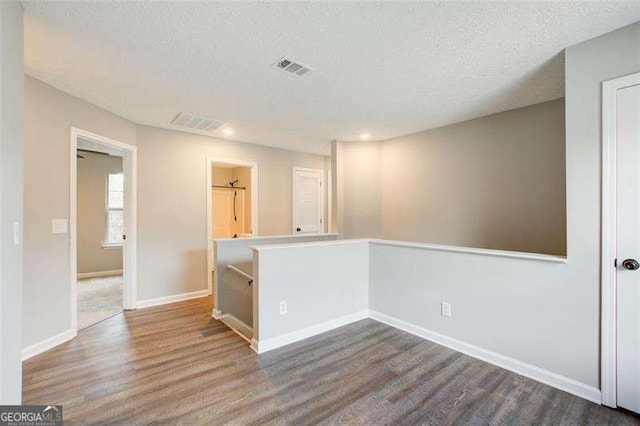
[222,128,234,136]
[359,133,370,140]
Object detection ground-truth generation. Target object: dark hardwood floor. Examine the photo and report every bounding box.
[23,296,639,425]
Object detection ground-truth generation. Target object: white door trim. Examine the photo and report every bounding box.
[70,127,138,333]
[292,167,325,235]
[207,157,259,315]
[327,167,332,234]
[601,71,640,408]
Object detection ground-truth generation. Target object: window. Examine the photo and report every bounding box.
[105,173,124,246]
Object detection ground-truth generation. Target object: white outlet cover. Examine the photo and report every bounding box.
[52,219,68,234]
[279,301,287,315]
[441,302,452,318]
[13,222,20,246]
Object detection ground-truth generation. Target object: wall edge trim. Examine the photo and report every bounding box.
[136,289,209,309]
[252,310,369,354]
[22,329,77,361]
[368,310,601,404]
[77,270,123,279]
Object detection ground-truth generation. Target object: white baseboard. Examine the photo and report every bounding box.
[252,310,369,354]
[77,269,123,279]
[212,309,223,319]
[22,329,76,361]
[136,289,209,309]
[368,310,602,404]
[214,313,253,342]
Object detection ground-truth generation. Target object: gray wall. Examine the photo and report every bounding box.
[339,98,567,256]
[254,240,369,342]
[77,151,123,274]
[23,76,138,348]
[136,125,327,301]
[215,234,338,326]
[0,1,23,404]
[365,22,640,389]
[381,99,566,256]
[368,243,584,384]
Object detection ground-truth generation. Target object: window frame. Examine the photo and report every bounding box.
[103,173,124,249]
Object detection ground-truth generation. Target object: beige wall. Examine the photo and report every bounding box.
[77,151,123,274]
[382,98,566,255]
[137,125,327,301]
[1,0,24,404]
[341,141,382,239]
[23,76,137,348]
[24,77,329,346]
[339,98,566,256]
[212,167,232,185]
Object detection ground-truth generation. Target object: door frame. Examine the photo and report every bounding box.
[206,157,258,305]
[601,71,640,408]
[70,127,138,333]
[292,167,325,235]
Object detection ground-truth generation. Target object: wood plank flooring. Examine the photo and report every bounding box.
[23,296,639,425]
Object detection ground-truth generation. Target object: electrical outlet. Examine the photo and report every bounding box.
[279,300,287,315]
[441,301,452,318]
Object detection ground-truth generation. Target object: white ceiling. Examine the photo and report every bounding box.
[23,1,640,154]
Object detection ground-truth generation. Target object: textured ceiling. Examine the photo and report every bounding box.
[23,1,640,154]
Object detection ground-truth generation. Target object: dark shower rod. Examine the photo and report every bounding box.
[212,185,246,190]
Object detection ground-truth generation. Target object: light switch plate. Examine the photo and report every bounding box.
[52,219,68,234]
[13,222,20,246]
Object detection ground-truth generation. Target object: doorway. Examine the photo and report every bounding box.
[206,157,258,299]
[71,128,137,333]
[602,71,640,413]
[292,167,324,235]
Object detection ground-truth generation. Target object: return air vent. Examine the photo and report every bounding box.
[170,112,226,132]
[272,57,312,76]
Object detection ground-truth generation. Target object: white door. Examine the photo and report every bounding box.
[616,82,640,414]
[292,167,324,235]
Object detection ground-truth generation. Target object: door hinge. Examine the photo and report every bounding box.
[320,218,323,224]
[614,258,617,267]
[123,234,127,241]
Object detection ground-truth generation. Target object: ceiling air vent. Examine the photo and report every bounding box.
[272,57,312,76]
[170,112,226,132]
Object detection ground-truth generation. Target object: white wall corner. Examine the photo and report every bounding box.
[22,329,77,361]
[252,309,369,354]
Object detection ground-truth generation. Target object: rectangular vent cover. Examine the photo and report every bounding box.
[272,57,312,76]
[170,112,225,132]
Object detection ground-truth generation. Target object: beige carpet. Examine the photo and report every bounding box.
[77,275,123,330]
